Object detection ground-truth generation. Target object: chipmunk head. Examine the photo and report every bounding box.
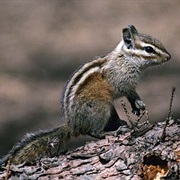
[116,25,171,66]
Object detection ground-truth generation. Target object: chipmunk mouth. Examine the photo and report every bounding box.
[158,54,171,64]
[152,59,166,66]
[168,54,171,60]
[158,59,169,65]
[164,52,171,62]
[163,56,171,63]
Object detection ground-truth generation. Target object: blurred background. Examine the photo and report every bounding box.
[0,0,179,157]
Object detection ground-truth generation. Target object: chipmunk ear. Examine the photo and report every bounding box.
[122,25,138,49]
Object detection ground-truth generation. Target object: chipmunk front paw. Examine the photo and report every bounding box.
[132,100,146,116]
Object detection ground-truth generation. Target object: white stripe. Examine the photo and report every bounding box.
[68,67,100,105]
[115,40,124,52]
[139,41,165,55]
[63,61,96,107]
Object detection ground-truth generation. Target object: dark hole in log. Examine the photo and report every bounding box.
[140,155,169,180]
[143,155,168,167]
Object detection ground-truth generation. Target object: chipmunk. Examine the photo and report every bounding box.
[0,25,171,165]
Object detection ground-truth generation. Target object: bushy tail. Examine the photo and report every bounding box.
[0,124,73,165]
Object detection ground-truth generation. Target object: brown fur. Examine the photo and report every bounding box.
[76,72,112,102]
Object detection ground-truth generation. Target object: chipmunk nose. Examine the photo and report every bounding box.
[167,52,171,61]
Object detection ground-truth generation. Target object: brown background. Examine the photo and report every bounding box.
[0,0,179,157]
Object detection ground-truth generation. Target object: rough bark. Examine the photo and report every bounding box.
[0,119,179,180]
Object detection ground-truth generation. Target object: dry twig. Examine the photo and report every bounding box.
[161,87,176,141]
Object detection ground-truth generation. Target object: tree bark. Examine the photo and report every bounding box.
[0,119,179,180]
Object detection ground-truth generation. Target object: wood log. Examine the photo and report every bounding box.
[0,119,179,180]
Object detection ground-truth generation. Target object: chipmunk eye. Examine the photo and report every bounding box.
[144,46,155,53]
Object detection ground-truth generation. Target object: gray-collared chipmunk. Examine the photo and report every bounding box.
[0,25,171,165]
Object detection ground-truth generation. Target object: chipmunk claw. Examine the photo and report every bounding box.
[136,100,146,110]
[132,100,146,116]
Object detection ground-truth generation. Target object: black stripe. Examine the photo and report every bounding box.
[62,57,106,111]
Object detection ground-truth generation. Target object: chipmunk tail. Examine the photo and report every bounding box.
[0,124,73,165]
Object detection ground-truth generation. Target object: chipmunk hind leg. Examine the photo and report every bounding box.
[104,106,127,132]
[84,101,127,138]
[70,100,112,139]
